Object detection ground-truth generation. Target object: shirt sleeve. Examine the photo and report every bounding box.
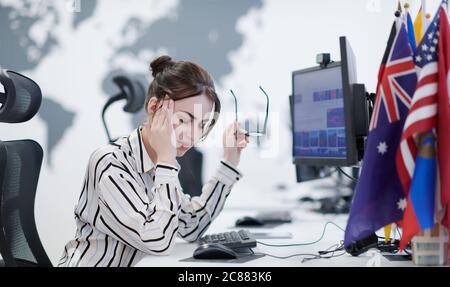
[95,156,181,256]
[177,159,243,242]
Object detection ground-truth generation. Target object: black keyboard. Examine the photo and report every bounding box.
[199,230,257,249]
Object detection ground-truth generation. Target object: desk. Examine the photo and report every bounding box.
[135,177,414,267]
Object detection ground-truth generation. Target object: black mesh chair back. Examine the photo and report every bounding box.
[0,140,52,267]
[0,70,42,123]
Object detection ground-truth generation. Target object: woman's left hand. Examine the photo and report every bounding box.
[223,122,249,166]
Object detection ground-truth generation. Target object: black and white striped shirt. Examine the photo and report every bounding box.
[58,127,242,267]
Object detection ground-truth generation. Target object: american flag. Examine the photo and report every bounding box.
[396,5,441,196]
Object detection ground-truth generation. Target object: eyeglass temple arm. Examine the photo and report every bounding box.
[259,85,269,134]
[230,89,238,123]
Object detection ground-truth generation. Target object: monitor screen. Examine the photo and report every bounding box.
[293,64,347,161]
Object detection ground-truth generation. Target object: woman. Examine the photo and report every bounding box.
[59,55,248,267]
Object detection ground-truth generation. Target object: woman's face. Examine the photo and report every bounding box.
[149,94,214,157]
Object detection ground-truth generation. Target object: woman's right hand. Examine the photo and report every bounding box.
[222,121,249,167]
[144,98,177,165]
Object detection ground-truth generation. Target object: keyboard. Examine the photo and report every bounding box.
[256,211,292,223]
[199,230,257,249]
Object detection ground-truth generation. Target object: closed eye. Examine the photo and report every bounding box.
[180,111,196,121]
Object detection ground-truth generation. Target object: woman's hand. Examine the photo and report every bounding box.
[144,98,177,165]
[223,122,249,166]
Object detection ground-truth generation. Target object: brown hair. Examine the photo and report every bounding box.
[146,55,220,138]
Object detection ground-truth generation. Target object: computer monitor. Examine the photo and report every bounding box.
[289,94,331,182]
[292,36,358,166]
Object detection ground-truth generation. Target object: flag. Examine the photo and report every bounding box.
[375,22,397,97]
[436,1,450,260]
[399,131,437,250]
[344,22,417,247]
[406,11,417,54]
[396,0,449,250]
[414,7,423,44]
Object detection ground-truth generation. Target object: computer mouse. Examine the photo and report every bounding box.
[193,243,238,260]
[299,196,315,202]
[235,216,265,227]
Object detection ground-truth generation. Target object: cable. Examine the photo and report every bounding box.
[253,222,347,263]
[318,241,345,255]
[254,221,408,262]
[252,250,321,260]
[256,221,345,247]
[252,242,347,262]
[301,241,347,263]
[253,218,408,263]
[303,250,347,263]
[336,167,358,182]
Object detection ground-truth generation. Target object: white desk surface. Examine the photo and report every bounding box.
[135,177,414,267]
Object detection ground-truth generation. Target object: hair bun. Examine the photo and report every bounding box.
[150,55,174,77]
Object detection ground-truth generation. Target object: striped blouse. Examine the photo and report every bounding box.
[58,127,242,267]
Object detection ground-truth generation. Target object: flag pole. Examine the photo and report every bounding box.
[396,0,403,30]
[404,1,410,11]
[384,224,392,243]
[385,4,404,245]
[422,0,428,33]
[404,2,410,25]
[426,12,431,27]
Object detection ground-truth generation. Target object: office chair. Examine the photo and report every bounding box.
[0,69,52,267]
[102,75,146,143]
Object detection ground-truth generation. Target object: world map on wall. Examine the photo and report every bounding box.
[0,0,262,165]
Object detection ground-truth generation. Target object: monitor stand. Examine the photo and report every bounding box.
[298,167,358,215]
[315,194,352,214]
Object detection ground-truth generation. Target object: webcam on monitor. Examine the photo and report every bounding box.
[291,36,373,167]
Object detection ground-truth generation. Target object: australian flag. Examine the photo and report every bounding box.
[344,21,418,247]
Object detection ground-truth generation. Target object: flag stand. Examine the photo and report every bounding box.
[411,223,448,265]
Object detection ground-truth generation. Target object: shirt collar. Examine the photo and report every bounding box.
[128,127,155,174]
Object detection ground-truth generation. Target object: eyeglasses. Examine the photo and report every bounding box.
[229,85,269,137]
